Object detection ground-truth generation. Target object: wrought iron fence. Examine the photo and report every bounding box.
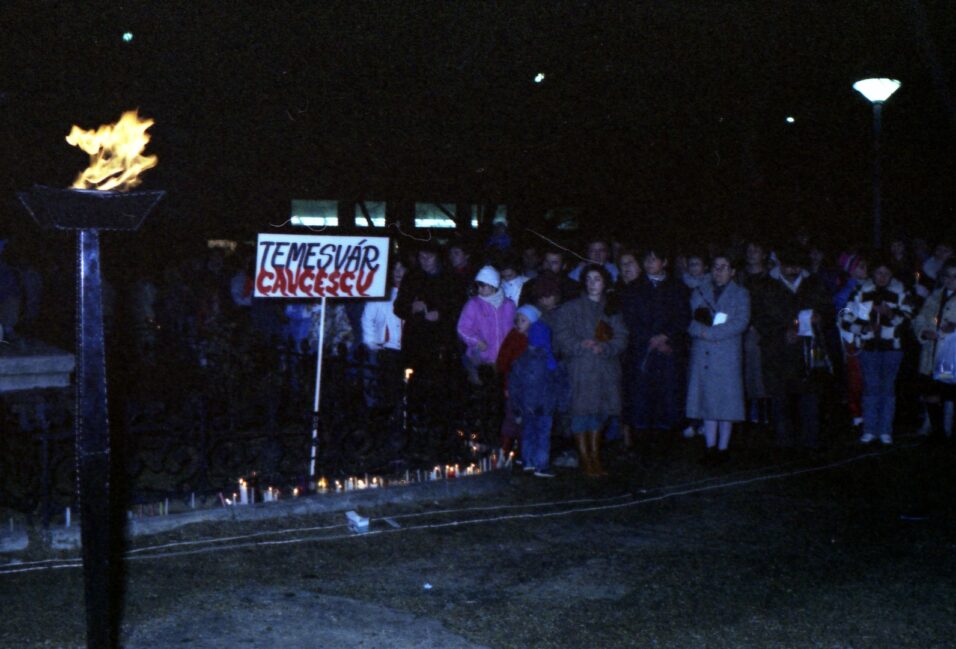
[0,339,503,525]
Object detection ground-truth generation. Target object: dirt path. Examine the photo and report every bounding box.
[3,439,955,648]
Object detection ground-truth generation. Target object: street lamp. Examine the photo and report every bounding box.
[853,77,901,249]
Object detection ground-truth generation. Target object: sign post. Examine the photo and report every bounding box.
[254,233,390,484]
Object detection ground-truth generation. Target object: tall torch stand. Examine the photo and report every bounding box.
[18,186,164,649]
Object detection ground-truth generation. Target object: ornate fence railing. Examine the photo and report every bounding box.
[0,345,503,525]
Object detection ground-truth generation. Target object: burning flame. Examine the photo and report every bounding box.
[65,109,158,191]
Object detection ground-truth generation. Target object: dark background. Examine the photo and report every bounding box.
[1,1,954,250]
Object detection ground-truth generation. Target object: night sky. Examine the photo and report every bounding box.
[1,1,954,246]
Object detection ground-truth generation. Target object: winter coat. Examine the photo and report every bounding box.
[838,278,915,351]
[912,288,956,376]
[361,287,402,351]
[509,348,570,417]
[686,279,750,421]
[393,267,463,366]
[456,294,516,365]
[750,273,835,396]
[619,274,690,429]
[496,328,528,388]
[552,296,628,417]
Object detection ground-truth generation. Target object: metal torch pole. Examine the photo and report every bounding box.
[76,228,113,649]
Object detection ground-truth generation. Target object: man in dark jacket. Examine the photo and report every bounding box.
[751,245,836,449]
[393,241,465,405]
[619,247,691,438]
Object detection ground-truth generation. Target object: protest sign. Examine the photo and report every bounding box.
[254,234,390,299]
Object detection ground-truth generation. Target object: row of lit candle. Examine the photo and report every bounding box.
[217,448,512,509]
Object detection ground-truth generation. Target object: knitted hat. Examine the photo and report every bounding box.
[475,265,501,288]
[516,304,541,324]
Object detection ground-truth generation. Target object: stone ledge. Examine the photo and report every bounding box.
[34,471,509,552]
[0,528,29,553]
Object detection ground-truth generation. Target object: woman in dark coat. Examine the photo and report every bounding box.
[553,265,628,476]
[620,247,691,439]
[686,254,750,459]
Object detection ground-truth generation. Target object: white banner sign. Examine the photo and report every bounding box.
[254,234,390,299]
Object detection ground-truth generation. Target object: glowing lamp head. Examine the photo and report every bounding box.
[853,78,901,104]
[785,116,795,124]
[533,72,545,84]
[122,31,134,42]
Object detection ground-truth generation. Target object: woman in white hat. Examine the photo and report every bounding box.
[457,265,517,385]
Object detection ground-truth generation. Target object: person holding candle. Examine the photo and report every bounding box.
[394,240,464,425]
[553,264,628,476]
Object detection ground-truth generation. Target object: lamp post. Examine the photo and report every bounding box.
[853,77,901,249]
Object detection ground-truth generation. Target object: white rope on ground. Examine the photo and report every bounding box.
[0,446,900,576]
[111,461,802,557]
[125,521,347,554]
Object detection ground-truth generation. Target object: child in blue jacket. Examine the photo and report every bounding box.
[509,321,570,477]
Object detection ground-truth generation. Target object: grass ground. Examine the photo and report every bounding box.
[1,431,954,648]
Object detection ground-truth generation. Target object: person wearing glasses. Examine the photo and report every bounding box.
[685,254,750,462]
[912,258,956,443]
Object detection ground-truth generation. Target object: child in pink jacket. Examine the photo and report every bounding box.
[457,265,517,384]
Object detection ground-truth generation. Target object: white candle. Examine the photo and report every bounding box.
[239,479,249,505]
[65,507,70,528]
[190,492,196,509]
[164,498,169,515]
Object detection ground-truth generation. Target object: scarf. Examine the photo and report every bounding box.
[771,266,808,294]
[479,289,505,309]
[647,272,667,286]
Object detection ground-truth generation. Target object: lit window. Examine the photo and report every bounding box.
[415,203,457,228]
[355,201,386,227]
[290,199,338,227]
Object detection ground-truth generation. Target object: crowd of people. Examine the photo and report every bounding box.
[375,228,956,476]
[0,225,953,478]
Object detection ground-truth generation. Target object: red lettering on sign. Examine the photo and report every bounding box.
[326,270,340,297]
[356,269,376,296]
[299,268,314,294]
[314,268,327,296]
[339,271,355,296]
[256,269,275,295]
